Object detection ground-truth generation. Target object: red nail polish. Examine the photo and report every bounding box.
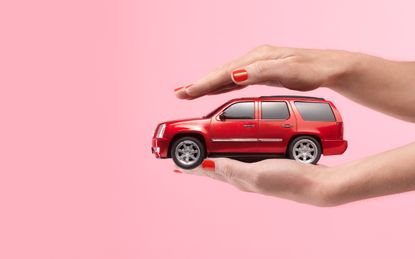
[173,169,182,173]
[202,160,215,170]
[184,84,192,89]
[232,69,248,82]
[174,86,184,92]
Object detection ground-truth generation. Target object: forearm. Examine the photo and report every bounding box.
[329,53,415,122]
[322,143,415,205]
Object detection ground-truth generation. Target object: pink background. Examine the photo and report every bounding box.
[1,0,415,258]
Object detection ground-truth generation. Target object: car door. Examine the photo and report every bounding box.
[209,101,259,153]
[257,101,296,154]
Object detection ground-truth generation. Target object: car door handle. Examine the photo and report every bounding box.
[243,124,255,128]
[281,124,293,128]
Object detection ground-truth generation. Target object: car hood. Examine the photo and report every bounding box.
[162,117,209,125]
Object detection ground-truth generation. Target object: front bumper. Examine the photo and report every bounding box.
[151,138,169,158]
[322,139,348,156]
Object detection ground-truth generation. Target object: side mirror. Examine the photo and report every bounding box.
[219,113,226,121]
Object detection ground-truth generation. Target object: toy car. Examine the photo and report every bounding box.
[152,95,347,169]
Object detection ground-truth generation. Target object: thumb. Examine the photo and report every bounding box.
[230,59,287,86]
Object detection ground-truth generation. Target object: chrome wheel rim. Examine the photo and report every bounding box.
[175,140,201,166]
[293,139,317,163]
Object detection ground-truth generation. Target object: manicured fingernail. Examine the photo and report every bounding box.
[173,169,183,173]
[232,69,248,82]
[202,160,215,171]
[175,84,192,92]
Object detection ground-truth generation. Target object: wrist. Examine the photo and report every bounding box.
[309,166,348,207]
[326,50,367,88]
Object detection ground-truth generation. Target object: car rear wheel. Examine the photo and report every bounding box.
[171,136,206,169]
[288,136,321,164]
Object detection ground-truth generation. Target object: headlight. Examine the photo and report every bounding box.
[156,123,166,138]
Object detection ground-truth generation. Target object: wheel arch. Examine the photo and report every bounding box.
[168,132,207,158]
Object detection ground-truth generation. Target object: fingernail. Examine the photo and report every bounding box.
[184,84,192,89]
[202,159,215,171]
[174,86,184,92]
[232,69,248,82]
[173,169,183,173]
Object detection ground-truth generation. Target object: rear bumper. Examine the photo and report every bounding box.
[322,139,348,156]
[151,138,169,158]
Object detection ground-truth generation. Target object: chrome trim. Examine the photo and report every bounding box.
[211,138,258,142]
[211,138,283,142]
[258,138,283,142]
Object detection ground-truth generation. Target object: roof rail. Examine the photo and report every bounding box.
[259,95,325,100]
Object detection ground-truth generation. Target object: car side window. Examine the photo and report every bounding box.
[223,102,254,120]
[261,101,289,120]
[294,102,336,122]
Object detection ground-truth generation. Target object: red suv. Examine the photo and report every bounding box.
[152,95,347,169]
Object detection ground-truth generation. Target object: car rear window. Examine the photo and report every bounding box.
[261,102,289,120]
[294,102,336,122]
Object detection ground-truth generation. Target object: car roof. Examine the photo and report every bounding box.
[227,95,326,102]
[259,95,325,100]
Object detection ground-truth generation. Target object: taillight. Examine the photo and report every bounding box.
[337,122,344,139]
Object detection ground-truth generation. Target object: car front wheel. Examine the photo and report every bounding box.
[171,136,206,169]
[288,136,321,164]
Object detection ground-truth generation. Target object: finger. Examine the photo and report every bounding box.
[178,164,228,182]
[230,59,291,86]
[199,158,258,191]
[174,83,241,100]
[175,166,206,177]
[178,158,253,183]
[207,83,247,95]
[181,45,285,99]
[174,84,193,99]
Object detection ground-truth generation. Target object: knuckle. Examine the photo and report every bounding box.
[255,44,274,53]
[251,61,268,76]
[248,44,274,56]
[217,63,232,75]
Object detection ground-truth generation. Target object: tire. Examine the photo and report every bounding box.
[288,136,322,164]
[171,136,206,169]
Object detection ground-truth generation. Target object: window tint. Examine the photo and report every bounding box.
[294,102,336,122]
[261,102,289,120]
[223,102,254,119]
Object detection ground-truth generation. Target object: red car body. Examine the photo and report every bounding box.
[152,96,347,167]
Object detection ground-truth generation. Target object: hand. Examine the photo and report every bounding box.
[173,44,415,206]
[175,142,415,207]
[175,158,336,207]
[175,45,355,99]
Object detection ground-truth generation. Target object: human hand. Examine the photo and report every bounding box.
[173,45,415,206]
[175,142,415,206]
[173,46,354,206]
[174,158,336,207]
[175,45,356,99]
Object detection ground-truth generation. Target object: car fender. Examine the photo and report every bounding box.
[165,120,210,156]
